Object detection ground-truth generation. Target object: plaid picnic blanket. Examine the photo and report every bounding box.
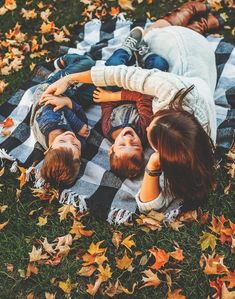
[0,17,234,224]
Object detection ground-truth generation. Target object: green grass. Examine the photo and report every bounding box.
[0,1,234,298]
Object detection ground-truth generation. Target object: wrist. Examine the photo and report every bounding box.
[145,166,162,177]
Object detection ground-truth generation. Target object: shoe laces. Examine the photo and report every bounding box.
[138,43,149,56]
[123,36,139,51]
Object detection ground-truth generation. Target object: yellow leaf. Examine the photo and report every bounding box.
[0,220,9,230]
[199,232,217,251]
[54,31,69,43]
[140,269,161,288]
[40,21,55,34]
[0,6,8,15]
[221,283,235,299]
[21,8,37,20]
[98,264,112,281]
[45,293,56,299]
[88,240,106,255]
[0,81,8,93]
[170,247,185,261]
[118,0,135,11]
[58,277,77,294]
[37,216,48,226]
[121,234,136,252]
[29,246,48,262]
[207,0,223,11]
[0,205,8,213]
[58,205,77,221]
[37,1,45,9]
[69,219,94,240]
[29,63,36,71]
[40,8,52,21]
[115,250,133,270]
[17,166,27,189]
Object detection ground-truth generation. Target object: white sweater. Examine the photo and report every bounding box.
[90,26,217,213]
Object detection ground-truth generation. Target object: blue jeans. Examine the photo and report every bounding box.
[105,49,169,71]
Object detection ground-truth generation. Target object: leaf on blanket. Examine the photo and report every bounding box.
[0,117,14,128]
[115,250,133,270]
[140,269,161,288]
[200,253,229,275]
[199,232,218,251]
[58,205,77,221]
[0,80,8,93]
[121,234,136,252]
[58,277,78,294]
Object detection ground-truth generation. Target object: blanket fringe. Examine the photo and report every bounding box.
[59,190,87,213]
[107,207,133,225]
[0,148,17,171]
[10,161,18,173]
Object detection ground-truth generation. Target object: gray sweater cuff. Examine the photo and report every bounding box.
[135,190,167,213]
[91,66,108,87]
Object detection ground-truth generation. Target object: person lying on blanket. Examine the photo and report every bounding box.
[30,54,96,188]
[41,2,222,213]
[52,35,169,178]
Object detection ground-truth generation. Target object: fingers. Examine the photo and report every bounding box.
[53,105,62,112]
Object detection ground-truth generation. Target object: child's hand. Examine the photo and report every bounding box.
[93,87,121,103]
[39,95,72,112]
[78,124,90,138]
[41,76,71,98]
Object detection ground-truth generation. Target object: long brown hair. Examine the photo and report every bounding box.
[148,86,215,210]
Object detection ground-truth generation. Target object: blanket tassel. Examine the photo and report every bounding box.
[60,190,87,213]
[107,207,133,225]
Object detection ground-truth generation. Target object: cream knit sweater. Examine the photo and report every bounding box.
[90,26,217,213]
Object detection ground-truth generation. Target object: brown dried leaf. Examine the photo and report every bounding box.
[29,246,48,262]
[140,269,161,288]
[0,80,8,93]
[58,205,77,221]
[0,220,9,230]
[112,231,122,249]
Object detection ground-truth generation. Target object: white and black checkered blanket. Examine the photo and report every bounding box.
[0,18,234,224]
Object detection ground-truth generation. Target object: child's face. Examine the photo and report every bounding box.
[111,127,143,159]
[51,131,81,160]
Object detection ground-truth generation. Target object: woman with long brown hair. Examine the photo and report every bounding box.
[41,2,219,212]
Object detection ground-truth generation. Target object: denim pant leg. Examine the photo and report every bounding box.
[105,49,132,66]
[72,84,96,108]
[46,54,95,85]
[144,54,169,71]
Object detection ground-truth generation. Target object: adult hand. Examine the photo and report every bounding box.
[41,76,71,99]
[39,94,72,112]
[147,151,161,171]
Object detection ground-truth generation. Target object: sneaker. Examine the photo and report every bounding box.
[54,57,65,70]
[135,40,151,67]
[120,26,144,56]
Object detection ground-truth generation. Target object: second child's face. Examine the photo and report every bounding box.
[111,127,143,159]
[51,131,81,160]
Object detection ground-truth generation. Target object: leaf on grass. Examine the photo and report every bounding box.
[150,248,170,270]
[209,215,227,235]
[31,187,58,202]
[210,277,223,299]
[58,277,77,294]
[40,21,55,34]
[21,8,37,20]
[29,246,48,262]
[221,283,235,299]
[200,253,229,275]
[40,8,52,21]
[198,209,209,225]
[121,234,136,252]
[0,80,8,93]
[0,220,9,230]
[140,269,161,288]
[5,0,17,10]
[45,293,56,299]
[115,250,133,270]
[112,230,122,249]
[55,234,73,248]
[26,263,39,278]
[88,241,106,255]
[221,271,235,289]
[0,205,8,213]
[118,0,135,11]
[58,205,77,221]
[207,0,223,11]
[53,31,69,43]
[179,210,197,222]
[40,237,56,255]
[168,220,185,231]
[37,216,47,226]
[69,219,94,240]
[199,232,217,251]
[78,265,96,277]
[170,247,185,261]
[6,263,14,272]
[168,288,186,299]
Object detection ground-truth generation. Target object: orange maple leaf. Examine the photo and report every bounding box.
[149,248,170,270]
[1,117,14,128]
[200,253,229,275]
[168,288,187,299]
[221,271,235,289]
[170,247,185,261]
[115,250,133,270]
